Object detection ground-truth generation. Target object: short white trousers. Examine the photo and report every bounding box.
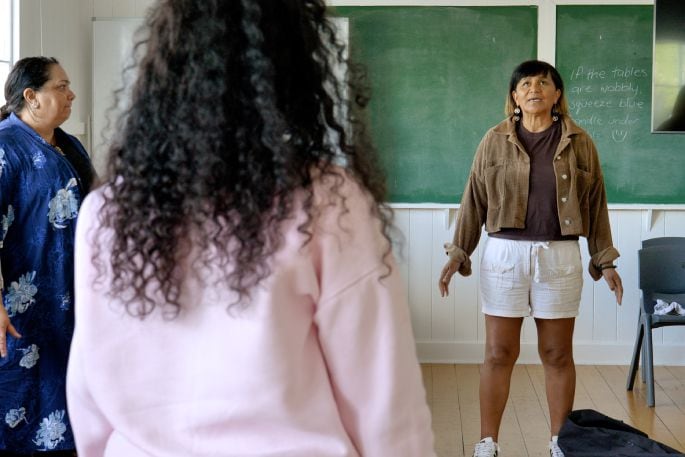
[480,236,583,319]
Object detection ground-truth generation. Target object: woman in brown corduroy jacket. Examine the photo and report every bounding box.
[438,60,623,457]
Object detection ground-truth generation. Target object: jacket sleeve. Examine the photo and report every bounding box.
[312,179,436,457]
[445,135,489,277]
[584,137,620,280]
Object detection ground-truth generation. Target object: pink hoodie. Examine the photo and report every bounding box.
[67,174,436,457]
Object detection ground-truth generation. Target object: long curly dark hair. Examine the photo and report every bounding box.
[99,0,392,317]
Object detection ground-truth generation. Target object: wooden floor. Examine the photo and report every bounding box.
[422,364,685,457]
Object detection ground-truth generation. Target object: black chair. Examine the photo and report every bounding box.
[635,237,685,389]
[641,236,685,248]
[626,240,685,407]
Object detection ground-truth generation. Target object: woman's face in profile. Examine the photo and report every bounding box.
[32,64,75,128]
[512,72,560,118]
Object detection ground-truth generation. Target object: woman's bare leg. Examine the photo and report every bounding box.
[535,317,576,437]
[479,315,524,441]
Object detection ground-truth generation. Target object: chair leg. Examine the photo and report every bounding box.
[641,337,647,384]
[627,321,644,391]
[644,319,655,407]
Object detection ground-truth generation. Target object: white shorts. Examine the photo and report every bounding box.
[480,236,583,319]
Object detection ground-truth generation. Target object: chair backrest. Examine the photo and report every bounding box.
[638,245,685,313]
[642,236,685,248]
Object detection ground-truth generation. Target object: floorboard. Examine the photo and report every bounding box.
[424,364,685,457]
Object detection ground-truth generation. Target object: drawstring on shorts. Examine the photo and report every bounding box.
[531,241,550,283]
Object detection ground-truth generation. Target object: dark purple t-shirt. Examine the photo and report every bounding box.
[492,120,578,241]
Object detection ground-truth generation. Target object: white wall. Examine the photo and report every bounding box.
[16,0,155,147]
[18,0,93,141]
[328,0,684,366]
[20,0,685,364]
[393,206,685,365]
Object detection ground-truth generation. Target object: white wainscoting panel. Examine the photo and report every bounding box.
[392,208,685,365]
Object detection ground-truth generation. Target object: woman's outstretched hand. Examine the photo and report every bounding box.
[602,268,623,305]
[438,259,459,297]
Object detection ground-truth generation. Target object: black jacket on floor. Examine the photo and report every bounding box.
[558,409,684,457]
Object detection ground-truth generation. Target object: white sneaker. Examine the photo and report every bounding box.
[549,436,564,457]
[473,437,500,457]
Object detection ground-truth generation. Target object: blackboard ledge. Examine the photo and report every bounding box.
[386,203,685,232]
[388,203,685,210]
[389,203,459,209]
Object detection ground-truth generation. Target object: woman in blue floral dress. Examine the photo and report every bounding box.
[0,57,94,455]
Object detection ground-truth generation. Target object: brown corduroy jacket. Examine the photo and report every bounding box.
[445,116,619,281]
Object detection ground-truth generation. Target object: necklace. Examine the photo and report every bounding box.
[49,139,65,156]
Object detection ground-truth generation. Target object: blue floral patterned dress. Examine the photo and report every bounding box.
[0,113,93,453]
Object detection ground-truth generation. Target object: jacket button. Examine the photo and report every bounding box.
[561,174,568,180]
[564,218,572,225]
[555,156,561,160]
[561,197,567,203]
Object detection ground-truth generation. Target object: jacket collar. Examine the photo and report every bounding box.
[491,115,584,140]
[5,112,66,146]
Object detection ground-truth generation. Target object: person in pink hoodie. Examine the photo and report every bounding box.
[66,1,436,456]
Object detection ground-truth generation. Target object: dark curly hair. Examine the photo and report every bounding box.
[99,0,392,317]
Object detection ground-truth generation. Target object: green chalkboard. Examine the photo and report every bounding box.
[335,6,537,203]
[557,6,685,204]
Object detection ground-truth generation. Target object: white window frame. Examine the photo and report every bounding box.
[1,0,18,105]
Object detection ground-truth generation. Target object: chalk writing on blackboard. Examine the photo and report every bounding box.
[567,65,648,144]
